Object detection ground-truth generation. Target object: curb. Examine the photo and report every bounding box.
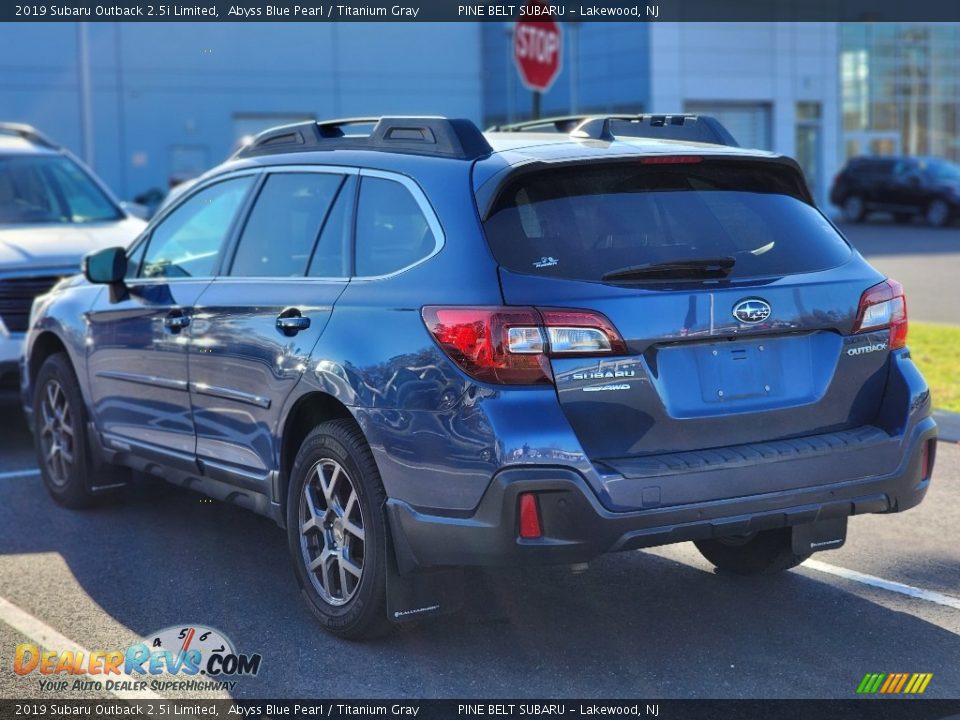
[933,410,960,444]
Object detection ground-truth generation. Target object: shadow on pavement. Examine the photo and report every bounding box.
[1,461,958,700]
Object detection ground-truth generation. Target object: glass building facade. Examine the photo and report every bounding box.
[841,23,960,162]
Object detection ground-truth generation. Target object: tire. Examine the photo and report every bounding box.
[694,528,811,576]
[33,353,98,508]
[925,198,950,228]
[286,419,391,640]
[842,195,866,223]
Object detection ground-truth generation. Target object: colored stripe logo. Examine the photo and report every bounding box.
[857,672,933,694]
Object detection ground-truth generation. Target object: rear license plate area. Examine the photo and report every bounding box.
[697,341,779,402]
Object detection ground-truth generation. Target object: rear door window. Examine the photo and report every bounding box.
[308,175,354,278]
[229,172,344,277]
[483,161,851,282]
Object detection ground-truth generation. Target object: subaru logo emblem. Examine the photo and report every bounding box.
[733,298,771,324]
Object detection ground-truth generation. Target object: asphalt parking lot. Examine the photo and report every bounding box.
[0,221,958,701]
[838,219,960,324]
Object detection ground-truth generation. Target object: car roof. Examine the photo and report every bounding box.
[228,115,777,169]
[0,135,60,156]
[845,155,957,168]
[193,117,805,216]
[206,129,782,185]
[0,123,63,156]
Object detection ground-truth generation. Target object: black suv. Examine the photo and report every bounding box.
[830,155,960,227]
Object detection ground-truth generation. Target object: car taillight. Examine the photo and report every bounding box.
[421,306,627,385]
[852,279,908,349]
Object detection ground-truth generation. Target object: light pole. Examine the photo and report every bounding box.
[504,24,515,123]
[77,22,94,167]
[568,21,580,114]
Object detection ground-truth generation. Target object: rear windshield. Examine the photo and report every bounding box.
[483,161,851,283]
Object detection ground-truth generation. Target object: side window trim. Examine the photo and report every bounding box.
[352,168,445,281]
[131,169,262,283]
[220,165,359,281]
[305,174,355,280]
[212,171,267,278]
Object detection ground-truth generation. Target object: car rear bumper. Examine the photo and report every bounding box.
[386,414,937,570]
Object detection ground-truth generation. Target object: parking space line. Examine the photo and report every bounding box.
[0,595,163,700]
[0,468,40,479]
[805,559,960,611]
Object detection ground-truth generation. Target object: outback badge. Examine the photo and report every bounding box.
[733,298,772,324]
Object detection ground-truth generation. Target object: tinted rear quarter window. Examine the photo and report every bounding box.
[354,176,436,277]
[483,161,851,283]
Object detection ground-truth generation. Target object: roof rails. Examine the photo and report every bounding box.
[0,123,60,149]
[490,113,739,147]
[235,117,494,161]
[487,115,591,134]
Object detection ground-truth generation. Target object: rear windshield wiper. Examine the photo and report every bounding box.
[601,256,735,282]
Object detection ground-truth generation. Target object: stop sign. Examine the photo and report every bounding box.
[513,0,563,93]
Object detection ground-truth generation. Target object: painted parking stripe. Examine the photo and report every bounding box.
[805,559,960,611]
[0,468,40,479]
[0,595,163,700]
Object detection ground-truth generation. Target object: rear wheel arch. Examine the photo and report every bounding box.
[278,391,364,516]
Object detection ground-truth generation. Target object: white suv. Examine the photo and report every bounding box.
[0,124,145,387]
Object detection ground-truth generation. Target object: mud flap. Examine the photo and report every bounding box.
[384,519,464,624]
[85,422,130,493]
[792,516,847,555]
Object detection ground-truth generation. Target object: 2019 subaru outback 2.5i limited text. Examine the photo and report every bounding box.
[21,115,937,639]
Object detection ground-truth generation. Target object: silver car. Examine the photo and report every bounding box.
[0,124,145,386]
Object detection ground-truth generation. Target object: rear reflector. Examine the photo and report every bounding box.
[422,306,626,385]
[519,493,542,539]
[853,278,908,349]
[921,439,935,480]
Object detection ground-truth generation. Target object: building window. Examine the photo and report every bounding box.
[841,24,960,162]
[684,102,772,151]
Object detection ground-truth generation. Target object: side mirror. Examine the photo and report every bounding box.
[83,247,128,284]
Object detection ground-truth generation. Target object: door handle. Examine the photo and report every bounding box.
[163,312,190,332]
[276,310,311,336]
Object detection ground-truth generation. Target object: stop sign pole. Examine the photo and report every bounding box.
[513,0,563,120]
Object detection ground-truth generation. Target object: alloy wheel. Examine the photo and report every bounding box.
[927,199,949,227]
[843,196,864,222]
[39,379,75,487]
[298,458,366,606]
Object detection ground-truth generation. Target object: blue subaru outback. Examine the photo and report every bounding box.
[20,115,938,639]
